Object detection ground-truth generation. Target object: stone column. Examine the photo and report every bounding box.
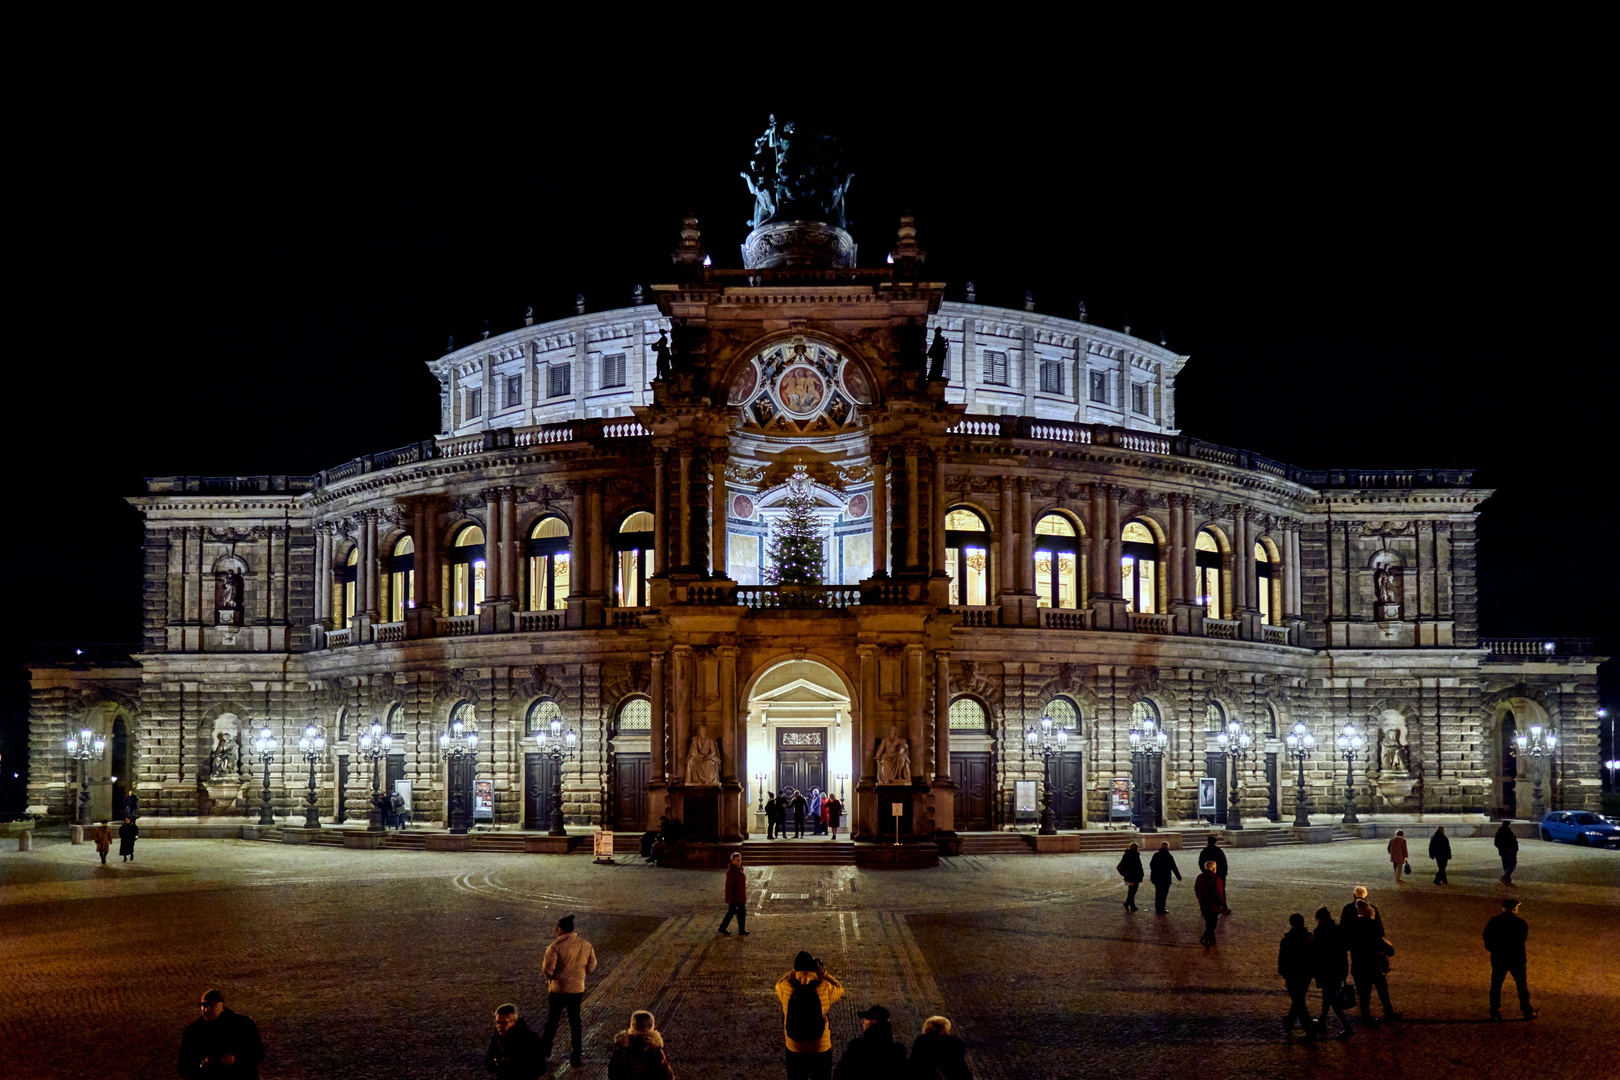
[422,498,443,617]
[649,651,666,782]
[677,447,692,570]
[905,645,926,781]
[1017,479,1033,592]
[932,457,948,575]
[711,446,729,577]
[870,452,888,577]
[483,491,503,602]
[1088,484,1107,601]
[1183,500,1198,607]
[904,445,921,570]
[857,645,878,782]
[932,649,956,831]
[1288,525,1302,618]
[1233,509,1250,612]
[500,489,517,602]
[1167,496,1185,605]
[999,477,1016,595]
[1105,486,1122,596]
[361,510,379,618]
[313,526,330,624]
[671,645,691,785]
[587,481,605,596]
[718,646,738,782]
[653,448,667,576]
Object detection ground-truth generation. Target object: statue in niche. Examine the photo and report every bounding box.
[1373,562,1398,605]
[209,732,240,777]
[927,328,950,382]
[877,735,911,785]
[685,729,721,787]
[1381,728,1410,774]
[652,332,673,382]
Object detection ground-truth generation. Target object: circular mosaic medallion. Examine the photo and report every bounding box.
[727,362,759,404]
[775,364,826,416]
[841,361,871,404]
[846,493,869,519]
[733,494,756,520]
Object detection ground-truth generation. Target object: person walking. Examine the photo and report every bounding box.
[809,788,824,836]
[118,816,139,862]
[907,1016,971,1080]
[1116,842,1144,912]
[1194,860,1224,946]
[1345,898,1400,1024]
[1387,829,1410,885]
[608,1010,675,1080]
[179,989,265,1079]
[485,1003,546,1080]
[766,791,782,840]
[719,851,751,935]
[1484,899,1536,1021]
[1310,908,1354,1039]
[1148,841,1182,914]
[1277,913,1316,1042]
[791,790,808,839]
[1197,835,1231,912]
[827,794,843,841]
[1340,886,1386,938]
[776,950,844,1080]
[1429,826,1452,884]
[833,1004,906,1080]
[1494,821,1520,884]
[93,820,111,864]
[539,915,598,1070]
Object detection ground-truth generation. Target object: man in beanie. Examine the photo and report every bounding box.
[833,1004,906,1079]
[775,950,844,1080]
[539,915,598,1069]
[179,989,264,1078]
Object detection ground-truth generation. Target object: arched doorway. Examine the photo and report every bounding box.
[744,659,854,835]
[109,716,129,820]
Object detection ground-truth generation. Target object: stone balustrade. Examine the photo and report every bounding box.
[371,621,405,643]
[1129,611,1174,634]
[952,606,1002,627]
[1203,618,1239,640]
[515,611,563,632]
[1480,637,1598,658]
[435,615,478,636]
[1038,608,1093,630]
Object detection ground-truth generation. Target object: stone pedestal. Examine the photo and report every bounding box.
[525,835,589,854]
[426,833,473,851]
[70,825,84,845]
[683,789,721,842]
[342,831,385,849]
[17,831,32,852]
[741,221,857,270]
[854,842,939,868]
[280,828,320,845]
[876,786,914,843]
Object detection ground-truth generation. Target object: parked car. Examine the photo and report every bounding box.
[1540,810,1620,847]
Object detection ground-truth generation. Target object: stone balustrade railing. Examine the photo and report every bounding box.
[610,609,651,628]
[735,585,861,609]
[1262,625,1290,645]
[952,605,1002,627]
[1129,611,1174,635]
[324,627,353,648]
[435,615,478,636]
[515,611,563,632]
[1037,608,1093,630]
[1480,638,1598,658]
[371,621,405,643]
[1203,618,1239,640]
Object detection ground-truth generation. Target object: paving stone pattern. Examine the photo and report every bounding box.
[2,836,1617,1079]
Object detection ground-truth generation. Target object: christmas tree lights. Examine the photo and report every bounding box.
[765,466,825,586]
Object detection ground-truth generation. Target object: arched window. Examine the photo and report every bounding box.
[948,697,991,731]
[450,526,487,616]
[1045,696,1081,735]
[527,516,571,611]
[612,512,655,607]
[944,508,990,606]
[1131,700,1159,728]
[1033,514,1082,609]
[1195,530,1223,619]
[1204,702,1225,733]
[1121,521,1158,614]
[616,698,651,732]
[336,707,349,742]
[1264,703,1278,738]
[337,547,358,626]
[1255,542,1273,625]
[388,536,415,623]
[525,699,563,735]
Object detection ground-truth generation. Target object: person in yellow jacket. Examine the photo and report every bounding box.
[775,950,844,1080]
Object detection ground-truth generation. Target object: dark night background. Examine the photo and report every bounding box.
[5,24,1614,807]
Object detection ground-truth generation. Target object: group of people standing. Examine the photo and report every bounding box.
[765,787,844,840]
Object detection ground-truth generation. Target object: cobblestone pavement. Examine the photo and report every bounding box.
[3,835,1616,1079]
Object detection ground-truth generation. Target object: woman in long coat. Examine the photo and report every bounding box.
[1116,842,1145,911]
[1387,830,1409,885]
[826,795,843,840]
[117,817,138,862]
[93,821,112,865]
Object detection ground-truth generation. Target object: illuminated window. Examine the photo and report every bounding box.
[526,516,571,611]
[388,536,415,622]
[617,698,651,732]
[944,508,990,606]
[336,707,349,741]
[1045,697,1081,735]
[337,547,358,626]
[1131,700,1158,728]
[525,699,562,735]
[548,363,571,398]
[506,374,523,409]
[1039,357,1063,394]
[981,350,1009,386]
[384,703,402,734]
[949,697,991,731]
[452,701,477,733]
[1089,370,1108,404]
[1255,542,1273,625]
[450,526,486,616]
[601,353,626,389]
[1033,513,1081,609]
[613,512,655,607]
[1195,529,1224,619]
[1121,521,1158,614]
[1204,702,1225,732]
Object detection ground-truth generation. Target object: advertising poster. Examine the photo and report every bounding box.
[1110,778,1132,819]
[1015,780,1037,823]
[1198,777,1217,817]
[473,778,494,821]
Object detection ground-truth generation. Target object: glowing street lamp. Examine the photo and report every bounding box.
[535,716,579,837]
[1515,724,1557,820]
[1215,719,1255,830]
[250,728,278,826]
[1335,722,1365,824]
[358,722,394,831]
[1025,714,1071,836]
[439,719,478,834]
[64,728,105,827]
[1284,721,1318,827]
[297,725,326,829]
[1128,714,1168,832]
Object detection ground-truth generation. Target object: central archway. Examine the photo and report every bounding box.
[743,659,854,836]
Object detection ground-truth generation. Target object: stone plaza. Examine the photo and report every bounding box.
[3,832,1616,1079]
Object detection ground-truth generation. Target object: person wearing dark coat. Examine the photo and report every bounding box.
[1196,836,1230,912]
[1277,913,1316,1041]
[1429,826,1453,884]
[1116,843,1145,912]
[766,791,782,839]
[719,851,750,935]
[1194,861,1224,946]
[1340,887,1387,940]
[791,790,808,839]
[486,1004,547,1080]
[118,817,138,861]
[833,1004,907,1080]
[1148,842,1182,914]
[1310,908,1353,1039]
[1494,821,1520,884]
[607,1010,674,1080]
[908,1016,971,1080]
[179,989,265,1079]
[1345,899,1399,1023]
[1483,899,1535,1020]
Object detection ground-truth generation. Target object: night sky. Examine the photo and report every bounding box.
[6,28,1614,795]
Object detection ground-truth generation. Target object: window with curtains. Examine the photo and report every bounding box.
[1255,542,1274,624]
[944,508,990,605]
[387,536,415,622]
[1121,521,1158,613]
[450,526,486,616]
[613,512,655,607]
[337,547,358,626]
[1195,529,1224,619]
[1033,513,1081,609]
[526,516,571,611]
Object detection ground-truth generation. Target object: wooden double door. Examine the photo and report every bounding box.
[524,754,559,830]
[613,753,650,832]
[776,728,827,803]
[951,751,994,830]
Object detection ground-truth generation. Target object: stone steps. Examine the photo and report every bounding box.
[958,834,1034,855]
[737,841,855,865]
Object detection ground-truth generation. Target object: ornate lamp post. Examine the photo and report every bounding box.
[836,773,849,801]
[754,772,767,809]
[1284,721,1317,827]
[250,727,278,826]
[1215,719,1255,830]
[1335,722,1366,824]
[439,718,478,834]
[297,724,326,829]
[1127,714,1168,832]
[535,715,579,837]
[1515,724,1558,820]
[64,727,105,827]
[358,722,393,831]
[1024,713,1070,836]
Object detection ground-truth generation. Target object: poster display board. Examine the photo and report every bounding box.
[1015,780,1037,826]
[473,778,494,821]
[593,829,615,862]
[1197,777,1217,820]
[1109,778,1132,821]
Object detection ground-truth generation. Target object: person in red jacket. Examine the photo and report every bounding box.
[1194,860,1225,946]
[719,850,750,935]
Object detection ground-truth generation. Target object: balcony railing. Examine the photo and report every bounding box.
[515,611,563,632]
[1262,625,1290,645]
[952,605,1002,627]
[736,585,861,609]
[1481,638,1598,658]
[1037,608,1092,630]
[372,621,405,643]
[1203,618,1239,640]
[436,615,478,636]
[324,627,353,648]
[1129,611,1174,635]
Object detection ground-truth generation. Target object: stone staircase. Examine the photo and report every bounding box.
[958,833,1034,855]
[737,840,856,866]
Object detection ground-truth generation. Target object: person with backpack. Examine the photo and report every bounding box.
[775,950,844,1080]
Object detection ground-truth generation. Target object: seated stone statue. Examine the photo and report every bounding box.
[685,731,721,787]
[877,737,911,785]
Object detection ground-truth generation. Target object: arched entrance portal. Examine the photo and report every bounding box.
[744,660,854,835]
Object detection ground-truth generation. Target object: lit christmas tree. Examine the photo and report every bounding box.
[765,466,825,585]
